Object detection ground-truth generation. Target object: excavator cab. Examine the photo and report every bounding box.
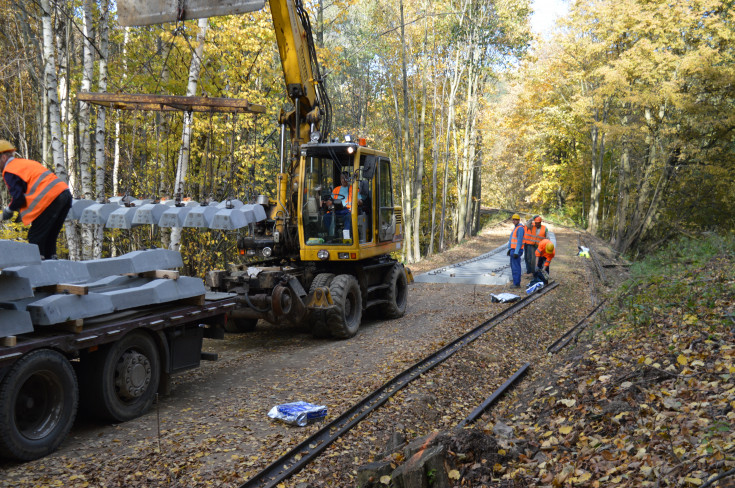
[297,142,402,262]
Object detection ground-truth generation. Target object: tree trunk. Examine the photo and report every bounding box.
[170,18,209,252]
[113,28,129,197]
[92,0,110,259]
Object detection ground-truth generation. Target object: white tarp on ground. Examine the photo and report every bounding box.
[413,231,556,286]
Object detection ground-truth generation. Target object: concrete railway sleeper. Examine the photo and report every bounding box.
[239,282,559,488]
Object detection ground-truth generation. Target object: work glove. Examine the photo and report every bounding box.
[2,207,13,221]
[506,249,510,256]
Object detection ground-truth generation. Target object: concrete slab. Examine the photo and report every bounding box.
[158,206,194,227]
[67,199,96,220]
[100,276,203,310]
[3,260,91,288]
[210,207,249,230]
[0,275,34,301]
[0,310,34,337]
[85,249,184,279]
[131,203,169,225]
[79,203,121,225]
[105,206,141,229]
[108,196,125,204]
[130,199,153,206]
[182,204,219,228]
[152,276,205,302]
[243,203,267,222]
[0,240,43,268]
[27,293,115,325]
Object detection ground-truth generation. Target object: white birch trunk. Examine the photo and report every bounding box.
[113,27,129,197]
[92,0,110,259]
[170,18,208,252]
[41,0,78,259]
[79,0,95,259]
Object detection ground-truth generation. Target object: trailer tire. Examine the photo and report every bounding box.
[0,349,78,461]
[326,274,362,339]
[381,263,408,319]
[83,330,160,422]
[308,273,334,338]
[224,315,258,333]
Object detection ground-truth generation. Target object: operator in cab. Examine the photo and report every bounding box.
[324,171,363,233]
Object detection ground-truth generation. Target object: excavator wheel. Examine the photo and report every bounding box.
[381,263,408,319]
[326,274,362,339]
[308,273,334,338]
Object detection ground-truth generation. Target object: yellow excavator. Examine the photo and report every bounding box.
[119,0,411,339]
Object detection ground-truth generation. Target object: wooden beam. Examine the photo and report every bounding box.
[1,336,17,347]
[38,283,89,295]
[126,270,181,280]
[77,92,266,114]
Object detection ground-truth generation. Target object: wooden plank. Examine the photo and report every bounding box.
[55,319,84,334]
[125,270,180,280]
[1,336,17,347]
[37,283,89,295]
[181,295,206,307]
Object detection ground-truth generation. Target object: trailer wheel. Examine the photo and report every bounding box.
[308,273,334,338]
[84,330,160,422]
[0,349,78,461]
[224,315,258,333]
[381,263,408,319]
[326,274,362,339]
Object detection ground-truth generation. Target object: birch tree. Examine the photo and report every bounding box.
[170,18,209,252]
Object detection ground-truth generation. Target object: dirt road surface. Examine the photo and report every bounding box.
[0,220,627,487]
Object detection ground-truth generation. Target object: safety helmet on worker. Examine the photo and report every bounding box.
[545,242,554,253]
[511,214,520,220]
[0,140,16,154]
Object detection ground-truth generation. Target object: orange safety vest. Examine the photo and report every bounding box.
[3,158,68,225]
[332,184,353,210]
[535,238,556,264]
[510,223,523,251]
[523,224,547,245]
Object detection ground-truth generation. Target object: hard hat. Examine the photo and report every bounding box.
[534,216,542,223]
[546,242,555,253]
[0,140,16,154]
[511,214,520,220]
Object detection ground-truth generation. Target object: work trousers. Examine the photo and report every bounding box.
[537,256,551,274]
[524,244,537,273]
[27,189,72,259]
[510,248,524,286]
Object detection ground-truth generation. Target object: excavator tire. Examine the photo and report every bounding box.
[326,274,362,339]
[308,273,335,338]
[381,263,408,319]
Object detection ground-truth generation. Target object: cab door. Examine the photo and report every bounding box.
[377,158,395,242]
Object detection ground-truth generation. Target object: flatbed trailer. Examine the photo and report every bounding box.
[0,293,237,461]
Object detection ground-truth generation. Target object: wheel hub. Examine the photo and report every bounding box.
[115,350,151,400]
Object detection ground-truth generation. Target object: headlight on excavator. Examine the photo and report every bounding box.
[317,249,329,260]
[262,247,272,258]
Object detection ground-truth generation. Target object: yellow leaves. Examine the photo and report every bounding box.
[448,470,460,480]
[379,475,391,485]
[677,354,689,366]
[683,477,703,486]
[559,426,573,435]
[558,399,576,407]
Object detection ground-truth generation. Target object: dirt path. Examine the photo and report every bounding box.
[0,221,627,487]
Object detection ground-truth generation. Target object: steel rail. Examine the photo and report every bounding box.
[547,298,607,354]
[239,282,559,488]
[457,362,530,428]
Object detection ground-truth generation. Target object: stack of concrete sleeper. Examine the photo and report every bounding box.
[0,241,205,336]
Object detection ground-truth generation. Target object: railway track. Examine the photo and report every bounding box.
[240,282,559,488]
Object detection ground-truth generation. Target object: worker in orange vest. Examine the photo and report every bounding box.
[507,213,525,287]
[0,140,72,259]
[535,239,556,274]
[523,215,548,274]
[324,171,363,234]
